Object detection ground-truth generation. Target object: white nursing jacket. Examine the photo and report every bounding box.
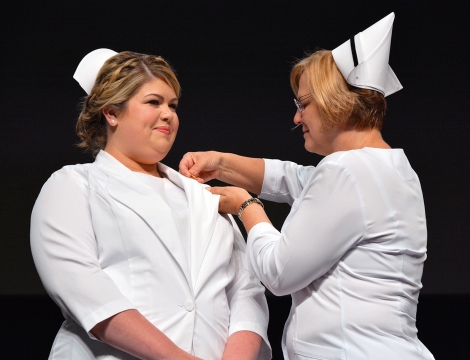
[245,148,434,359]
[31,151,270,360]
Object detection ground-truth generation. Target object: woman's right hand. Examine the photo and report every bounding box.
[180,151,265,195]
[179,151,223,183]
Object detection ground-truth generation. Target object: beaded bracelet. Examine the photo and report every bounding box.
[237,198,264,220]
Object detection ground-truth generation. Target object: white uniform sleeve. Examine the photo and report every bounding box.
[245,161,366,296]
[225,216,271,360]
[260,159,316,205]
[30,167,135,334]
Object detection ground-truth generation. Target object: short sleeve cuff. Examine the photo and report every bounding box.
[228,321,272,360]
[244,222,279,276]
[82,298,136,336]
[259,159,280,199]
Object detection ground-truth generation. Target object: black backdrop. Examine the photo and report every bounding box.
[0,0,468,356]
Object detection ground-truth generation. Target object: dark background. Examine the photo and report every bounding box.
[1,0,468,358]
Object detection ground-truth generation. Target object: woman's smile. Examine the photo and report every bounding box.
[154,125,170,135]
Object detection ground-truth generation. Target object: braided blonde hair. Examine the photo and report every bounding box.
[76,51,180,156]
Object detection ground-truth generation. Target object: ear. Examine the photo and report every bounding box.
[102,106,118,126]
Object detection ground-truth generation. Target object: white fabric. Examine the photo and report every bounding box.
[245,148,434,359]
[134,172,192,262]
[332,13,403,97]
[31,150,271,360]
[73,48,117,94]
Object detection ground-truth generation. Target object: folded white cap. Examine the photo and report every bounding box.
[73,48,118,94]
[332,12,402,97]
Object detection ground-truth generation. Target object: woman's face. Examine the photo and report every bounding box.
[293,73,337,155]
[105,77,179,170]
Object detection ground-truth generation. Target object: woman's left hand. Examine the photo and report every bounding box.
[208,186,252,215]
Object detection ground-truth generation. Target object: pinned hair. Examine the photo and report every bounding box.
[76,51,180,156]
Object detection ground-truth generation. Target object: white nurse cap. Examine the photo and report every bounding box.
[73,48,118,94]
[332,12,402,97]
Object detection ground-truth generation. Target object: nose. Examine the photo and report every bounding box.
[293,109,302,125]
[160,104,174,122]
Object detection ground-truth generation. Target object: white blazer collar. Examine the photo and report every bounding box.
[93,151,221,292]
[93,151,191,285]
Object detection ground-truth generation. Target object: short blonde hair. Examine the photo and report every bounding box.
[76,51,180,156]
[290,50,386,130]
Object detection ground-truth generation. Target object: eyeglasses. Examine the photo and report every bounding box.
[293,93,313,113]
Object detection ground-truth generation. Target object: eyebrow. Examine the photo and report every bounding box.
[144,93,178,102]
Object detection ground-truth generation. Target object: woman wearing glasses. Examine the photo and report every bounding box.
[180,14,434,359]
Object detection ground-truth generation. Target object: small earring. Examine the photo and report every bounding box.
[111,119,115,125]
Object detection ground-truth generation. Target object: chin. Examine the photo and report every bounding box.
[304,144,325,156]
[138,148,171,164]
[304,142,315,153]
[153,151,171,163]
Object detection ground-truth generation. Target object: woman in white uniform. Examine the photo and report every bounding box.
[30,49,270,360]
[180,14,434,359]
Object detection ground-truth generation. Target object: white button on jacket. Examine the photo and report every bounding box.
[184,300,195,312]
[31,151,271,360]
